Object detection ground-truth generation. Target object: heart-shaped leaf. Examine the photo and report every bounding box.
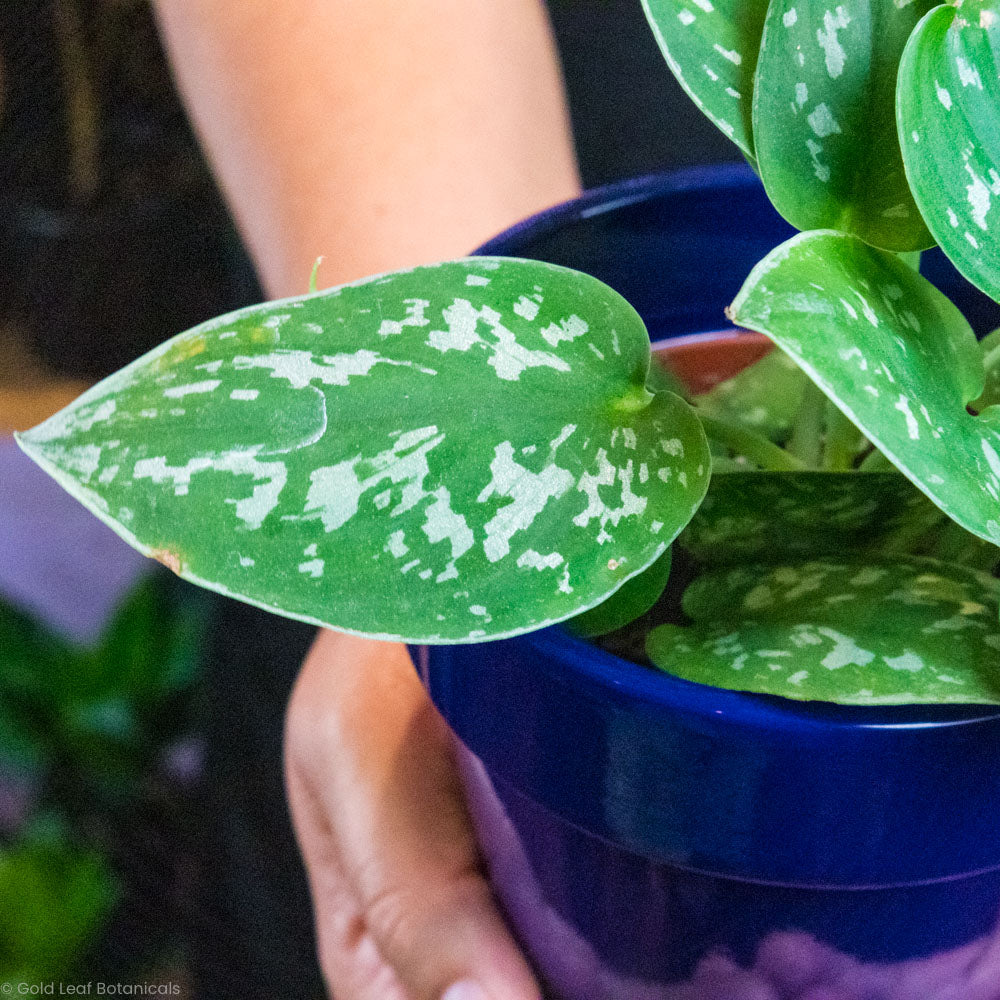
[641,0,769,164]
[565,547,672,637]
[729,230,1000,546]
[898,0,1000,299]
[16,258,711,644]
[681,470,942,563]
[753,0,934,251]
[647,557,1000,705]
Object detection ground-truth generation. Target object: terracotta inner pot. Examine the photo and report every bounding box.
[652,329,771,394]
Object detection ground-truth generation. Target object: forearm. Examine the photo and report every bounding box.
[153,0,580,298]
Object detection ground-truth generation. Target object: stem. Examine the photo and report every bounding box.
[53,0,100,202]
[697,413,807,472]
[786,380,825,466]
[822,399,863,470]
[613,384,655,413]
[309,257,324,293]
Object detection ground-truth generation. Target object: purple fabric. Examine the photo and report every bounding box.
[0,435,149,645]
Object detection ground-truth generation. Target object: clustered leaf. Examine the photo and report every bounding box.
[693,347,806,442]
[17,1,1000,711]
[898,0,1000,299]
[683,470,942,563]
[753,0,934,250]
[729,230,1000,547]
[648,557,1000,705]
[566,548,673,637]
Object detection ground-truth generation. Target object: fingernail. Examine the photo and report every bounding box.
[441,981,489,1000]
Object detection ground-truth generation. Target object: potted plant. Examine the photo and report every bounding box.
[13,0,1000,995]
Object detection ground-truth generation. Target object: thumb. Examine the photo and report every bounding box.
[360,856,538,1000]
[289,629,541,1000]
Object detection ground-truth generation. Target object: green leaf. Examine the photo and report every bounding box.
[641,0,769,164]
[0,599,74,701]
[647,557,1000,705]
[0,700,45,777]
[753,0,934,251]
[565,547,672,637]
[17,258,711,644]
[898,1,1000,299]
[693,347,807,443]
[973,328,1000,412]
[681,470,943,563]
[91,576,206,701]
[729,230,1000,546]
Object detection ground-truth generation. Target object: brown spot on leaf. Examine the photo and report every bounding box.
[151,548,182,574]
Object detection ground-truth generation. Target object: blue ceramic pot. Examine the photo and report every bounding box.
[418,165,1000,999]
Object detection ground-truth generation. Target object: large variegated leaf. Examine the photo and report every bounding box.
[729,231,1000,545]
[681,470,942,562]
[647,557,1000,705]
[898,0,1000,300]
[16,258,711,644]
[753,0,934,251]
[641,0,769,164]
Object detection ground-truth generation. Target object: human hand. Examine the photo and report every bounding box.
[285,629,542,1000]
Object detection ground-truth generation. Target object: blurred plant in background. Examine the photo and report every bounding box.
[0,575,209,987]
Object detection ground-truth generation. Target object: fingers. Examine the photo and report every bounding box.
[285,757,412,1000]
[285,629,541,1000]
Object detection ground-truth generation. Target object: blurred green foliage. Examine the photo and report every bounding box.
[0,573,209,983]
[0,819,114,987]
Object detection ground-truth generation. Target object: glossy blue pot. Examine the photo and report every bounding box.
[418,165,1000,999]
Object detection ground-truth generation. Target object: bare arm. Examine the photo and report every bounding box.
[154,0,580,297]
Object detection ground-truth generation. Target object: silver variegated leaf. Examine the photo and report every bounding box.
[641,0,769,164]
[692,346,807,443]
[729,230,1000,546]
[648,557,1000,705]
[753,0,935,250]
[16,258,711,644]
[565,547,672,637]
[898,0,1000,299]
[682,469,942,563]
[973,328,1000,412]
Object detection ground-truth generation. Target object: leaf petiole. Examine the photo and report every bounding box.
[822,400,864,470]
[786,380,826,467]
[696,413,806,471]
